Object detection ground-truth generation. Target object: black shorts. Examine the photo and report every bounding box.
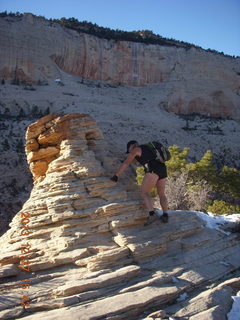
[144,160,167,180]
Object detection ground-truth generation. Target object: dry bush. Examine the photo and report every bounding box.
[187,180,211,212]
[154,172,211,212]
[164,171,189,210]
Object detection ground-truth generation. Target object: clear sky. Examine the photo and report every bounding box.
[0,0,239,56]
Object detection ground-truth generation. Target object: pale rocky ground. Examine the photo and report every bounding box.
[0,71,240,235]
[0,114,239,320]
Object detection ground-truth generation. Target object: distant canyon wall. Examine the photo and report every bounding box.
[0,13,240,119]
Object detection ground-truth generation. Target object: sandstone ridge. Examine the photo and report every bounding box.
[0,114,240,320]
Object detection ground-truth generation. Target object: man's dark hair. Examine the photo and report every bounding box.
[126,140,138,153]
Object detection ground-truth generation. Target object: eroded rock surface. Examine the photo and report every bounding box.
[0,114,240,320]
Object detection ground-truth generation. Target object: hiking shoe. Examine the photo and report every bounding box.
[160,213,169,223]
[144,214,158,226]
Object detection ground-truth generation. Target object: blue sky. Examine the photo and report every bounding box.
[0,0,239,56]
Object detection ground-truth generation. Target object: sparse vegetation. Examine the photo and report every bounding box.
[165,171,190,210]
[44,107,50,115]
[17,108,26,119]
[15,139,24,153]
[11,77,20,86]
[0,104,51,121]
[2,138,10,151]
[208,200,240,215]
[37,79,49,86]
[31,105,42,117]
[62,92,76,96]
[0,11,23,17]
[23,85,36,91]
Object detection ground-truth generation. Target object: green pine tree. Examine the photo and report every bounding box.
[187,150,217,186]
[166,145,189,177]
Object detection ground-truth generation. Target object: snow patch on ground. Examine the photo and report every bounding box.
[193,211,240,234]
[176,292,189,302]
[227,292,240,320]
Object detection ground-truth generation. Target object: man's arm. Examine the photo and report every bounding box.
[112,147,141,180]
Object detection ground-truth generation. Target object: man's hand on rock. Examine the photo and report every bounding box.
[110,175,118,182]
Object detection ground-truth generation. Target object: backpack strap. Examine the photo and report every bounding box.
[148,142,165,163]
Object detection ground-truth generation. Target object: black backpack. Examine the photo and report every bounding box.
[145,141,171,163]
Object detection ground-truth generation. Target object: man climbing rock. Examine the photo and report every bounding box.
[110,140,169,224]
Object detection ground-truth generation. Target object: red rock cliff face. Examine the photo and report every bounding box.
[0,13,238,86]
[0,14,168,85]
[0,14,240,118]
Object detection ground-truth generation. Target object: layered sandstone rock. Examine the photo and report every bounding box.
[0,14,239,119]
[0,114,240,320]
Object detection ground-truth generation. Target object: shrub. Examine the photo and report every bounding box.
[165,171,189,210]
[24,85,36,91]
[17,108,26,119]
[166,145,189,176]
[187,150,218,186]
[2,139,10,150]
[16,139,24,153]
[217,166,240,198]
[187,180,212,212]
[207,200,240,215]
[11,78,20,85]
